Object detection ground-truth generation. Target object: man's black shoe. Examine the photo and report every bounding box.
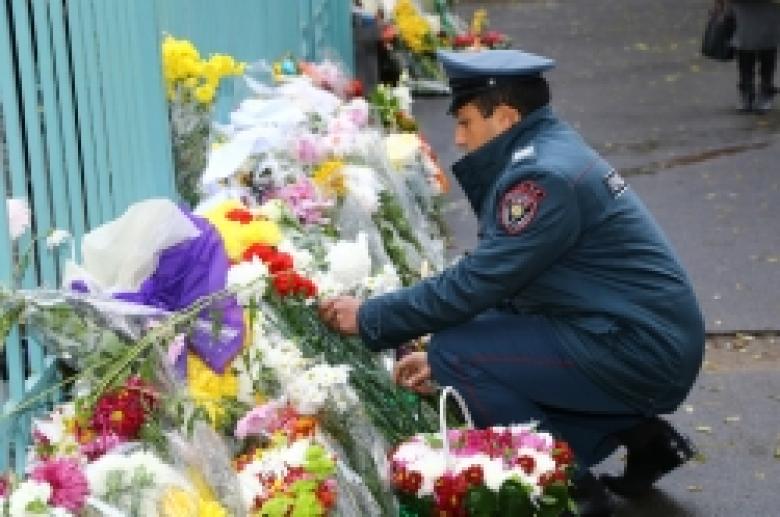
[600,417,696,499]
[561,471,614,517]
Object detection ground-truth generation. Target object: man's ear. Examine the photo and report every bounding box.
[494,104,521,129]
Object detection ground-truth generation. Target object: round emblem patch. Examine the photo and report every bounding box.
[498,181,546,234]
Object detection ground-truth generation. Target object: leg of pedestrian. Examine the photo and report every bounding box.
[755,48,777,113]
[737,49,757,112]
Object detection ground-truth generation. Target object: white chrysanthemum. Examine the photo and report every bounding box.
[284,363,357,415]
[86,453,127,496]
[45,229,72,249]
[324,233,372,294]
[342,165,381,214]
[277,239,315,274]
[8,480,52,517]
[227,258,268,305]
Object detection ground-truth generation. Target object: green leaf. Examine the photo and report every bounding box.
[465,485,498,516]
[497,478,533,515]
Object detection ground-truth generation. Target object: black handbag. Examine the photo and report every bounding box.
[702,6,736,61]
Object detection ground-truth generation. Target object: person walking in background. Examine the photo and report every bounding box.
[728,0,780,113]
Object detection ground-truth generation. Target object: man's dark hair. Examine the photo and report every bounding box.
[468,77,551,118]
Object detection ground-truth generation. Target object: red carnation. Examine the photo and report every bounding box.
[463,464,484,486]
[243,243,275,262]
[454,33,476,48]
[516,455,536,475]
[226,208,253,224]
[272,271,296,297]
[267,252,294,273]
[90,377,155,440]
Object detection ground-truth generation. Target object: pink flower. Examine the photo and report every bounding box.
[343,98,370,128]
[166,334,187,368]
[235,401,283,439]
[274,179,333,225]
[5,198,31,240]
[30,458,89,512]
[80,432,123,461]
[0,474,9,498]
[293,133,326,165]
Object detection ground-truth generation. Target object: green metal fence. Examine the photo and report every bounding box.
[1,0,354,474]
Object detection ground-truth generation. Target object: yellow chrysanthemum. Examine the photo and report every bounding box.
[187,353,238,424]
[202,200,282,261]
[159,487,198,517]
[394,0,433,54]
[194,83,216,104]
[198,499,227,517]
[161,35,245,105]
[312,160,347,198]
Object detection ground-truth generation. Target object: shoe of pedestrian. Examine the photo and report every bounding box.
[600,417,697,499]
[754,87,777,114]
[561,471,614,517]
[738,89,754,113]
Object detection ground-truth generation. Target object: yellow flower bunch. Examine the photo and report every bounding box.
[313,160,347,198]
[202,200,282,261]
[161,35,246,104]
[394,0,433,54]
[471,9,488,35]
[187,353,238,424]
[159,486,228,517]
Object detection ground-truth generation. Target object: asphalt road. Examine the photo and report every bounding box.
[415,0,779,334]
[411,0,780,514]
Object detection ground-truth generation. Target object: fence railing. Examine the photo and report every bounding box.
[1,0,353,474]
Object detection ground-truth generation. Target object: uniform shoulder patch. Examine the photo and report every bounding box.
[604,169,628,197]
[498,181,546,235]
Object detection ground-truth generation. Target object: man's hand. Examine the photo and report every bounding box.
[318,296,361,335]
[393,351,435,395]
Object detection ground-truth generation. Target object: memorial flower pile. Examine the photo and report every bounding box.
[1,38,569,516]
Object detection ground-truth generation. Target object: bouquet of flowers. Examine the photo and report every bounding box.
[451,9,511,51]
[391,388,574,517]
[162,35,245,207]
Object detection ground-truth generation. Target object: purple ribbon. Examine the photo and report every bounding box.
[114,212,243,378]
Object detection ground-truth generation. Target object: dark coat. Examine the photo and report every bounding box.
[357,106,705,413]
[730,0,780,49]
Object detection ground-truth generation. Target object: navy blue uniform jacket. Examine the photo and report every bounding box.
[358,106,705,413]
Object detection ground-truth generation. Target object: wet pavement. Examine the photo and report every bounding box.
[411,0,780,514]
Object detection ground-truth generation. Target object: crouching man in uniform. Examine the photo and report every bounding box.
[320,49,704,516]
